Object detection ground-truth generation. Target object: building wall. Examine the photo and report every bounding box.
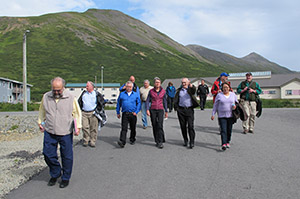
[260,88,281,99]
[0,79,31,103]
[280,81,300,99]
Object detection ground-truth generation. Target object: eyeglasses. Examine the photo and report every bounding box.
[52,89,62,93]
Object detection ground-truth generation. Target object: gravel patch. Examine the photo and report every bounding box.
[0,113,82,198]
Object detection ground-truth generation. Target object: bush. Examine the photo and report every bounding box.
[0,103,40,112]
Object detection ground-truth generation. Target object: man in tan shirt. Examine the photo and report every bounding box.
[38,77,81,188]
[139,79,153,129]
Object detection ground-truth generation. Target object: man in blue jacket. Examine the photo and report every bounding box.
[166,82,176,112]
[116,81,141,147]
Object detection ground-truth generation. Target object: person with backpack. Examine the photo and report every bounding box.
[237,72,262,134]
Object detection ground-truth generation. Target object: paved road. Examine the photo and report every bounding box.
[6,108,300,199]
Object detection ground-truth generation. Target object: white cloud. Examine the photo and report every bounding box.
[129,0,300,71]
[0,0,96,17]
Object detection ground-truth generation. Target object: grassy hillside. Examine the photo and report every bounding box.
[0,10,225,101]
[0,9,291,101]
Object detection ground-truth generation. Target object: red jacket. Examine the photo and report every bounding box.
[211,77,232,103]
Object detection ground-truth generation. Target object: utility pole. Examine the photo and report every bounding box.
[101,66,104,94]
[23,30,30,112]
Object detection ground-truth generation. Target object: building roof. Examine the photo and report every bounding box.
[162,73,300,89]
[0,77,33,87]
[66,83,120,88]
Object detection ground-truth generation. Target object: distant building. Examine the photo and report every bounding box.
[162,71,300,100]
[65,83,120,103]
[0,77,32,103]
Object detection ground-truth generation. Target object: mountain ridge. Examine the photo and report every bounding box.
[0,9,292,101]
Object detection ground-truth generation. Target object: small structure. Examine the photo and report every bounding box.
[162,72,300,100]
[65,83,120,103]
[0,77,32,103]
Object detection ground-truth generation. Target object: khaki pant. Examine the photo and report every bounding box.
[82,111,99,145]
[241,100,256,131]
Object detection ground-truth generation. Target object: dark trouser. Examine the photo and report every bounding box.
[177,107,195,145]
[150,109,165,144]
[167,97,174,112]
[43,131,73,181]
[120,112,137,145]
[218,117,234,145]
[199,95,207,110]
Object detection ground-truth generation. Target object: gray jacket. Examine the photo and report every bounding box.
[43,90,74,135]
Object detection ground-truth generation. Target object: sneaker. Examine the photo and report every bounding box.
[226,143,230,148]
[157,143,164,149]
[221,144,227,151]
[117,141,125,148]
[249,130,254,134]
[82,142,88,147]
[89,142,96,148]
[243,130,248,134]
[130,141,135,145]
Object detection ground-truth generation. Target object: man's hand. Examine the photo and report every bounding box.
[117,114,121,119]
[38,124,44,132]
[242,87,248,93]
[165,112,168,118]
[132,112,137,116]
[249,88,256,93]
[74,128,80,136]
[147,110,150,116]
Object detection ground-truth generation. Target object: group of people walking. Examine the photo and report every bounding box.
[37,72,261,188]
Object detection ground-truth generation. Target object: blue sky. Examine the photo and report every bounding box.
[1,0,300,71]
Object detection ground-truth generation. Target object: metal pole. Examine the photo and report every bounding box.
[101,66,104,94]
[23,30,29,112]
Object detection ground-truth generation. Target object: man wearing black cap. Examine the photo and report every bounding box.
[237,72,262,134]
[211,72,232,103]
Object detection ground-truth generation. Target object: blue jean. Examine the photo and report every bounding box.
[141,102,149,127]
[218,117,234,145]
[43,131,73,180]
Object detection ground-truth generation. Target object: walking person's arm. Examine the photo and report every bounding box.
[37,96,46,132]
[72,98,82,136]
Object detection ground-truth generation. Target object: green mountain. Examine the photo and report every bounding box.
[0,9,291,101]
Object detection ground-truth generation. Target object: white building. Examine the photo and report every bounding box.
[65,83,120,103]
[162,71,300,100]
[0,77,32,103]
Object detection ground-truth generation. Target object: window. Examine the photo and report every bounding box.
[286,90,292,95]
[263,90,276,94]
[69,88,74,91]
[81,88,84,91]
[269,90,276,94]
[111,94,117,97]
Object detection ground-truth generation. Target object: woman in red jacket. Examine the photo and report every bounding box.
[211,72,232,103]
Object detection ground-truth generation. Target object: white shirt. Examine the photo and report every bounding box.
[82,90,97,111]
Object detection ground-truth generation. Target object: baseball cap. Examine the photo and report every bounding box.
[220,72,229,77]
